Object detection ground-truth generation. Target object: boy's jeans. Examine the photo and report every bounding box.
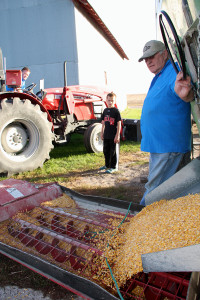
[140,152,184,206]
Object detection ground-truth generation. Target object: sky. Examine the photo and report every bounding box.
[75,0,158,98]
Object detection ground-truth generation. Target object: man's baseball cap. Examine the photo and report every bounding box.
[138,40,165,62]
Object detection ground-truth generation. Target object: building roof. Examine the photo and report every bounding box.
[72,0,129,60]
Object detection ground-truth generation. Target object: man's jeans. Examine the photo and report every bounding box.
[140,152,184,206]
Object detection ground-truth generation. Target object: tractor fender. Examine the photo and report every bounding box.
[0,92,53,123]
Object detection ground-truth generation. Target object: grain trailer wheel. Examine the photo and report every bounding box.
[84,123,103,153]
[0,98,54,175]
[159,10,187,78]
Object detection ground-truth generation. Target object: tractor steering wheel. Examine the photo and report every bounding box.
[25,83,37,92]
[159,10,187,79]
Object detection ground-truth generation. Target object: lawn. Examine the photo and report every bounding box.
[9,133,141,183]
[121,107,142,119]
[0,108,142,183]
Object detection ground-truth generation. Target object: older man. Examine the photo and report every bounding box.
[139,40,194,206]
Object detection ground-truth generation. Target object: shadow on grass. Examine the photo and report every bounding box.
[50,134,87,159]
[16,168,100,183]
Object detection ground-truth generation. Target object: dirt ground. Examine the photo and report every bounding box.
[62,151,149,204]
[64,132,200,204]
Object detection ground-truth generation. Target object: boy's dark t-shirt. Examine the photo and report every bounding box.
[101,107,121,139]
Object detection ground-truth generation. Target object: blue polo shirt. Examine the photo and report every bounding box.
[21,78,26,90]
[140,60,191,153]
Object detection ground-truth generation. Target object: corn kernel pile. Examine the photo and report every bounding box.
[102,193,200,287]
[41,194,77,208]
[0,192,199,296]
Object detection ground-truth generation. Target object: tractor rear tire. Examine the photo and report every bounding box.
[84,123,103,153]
[0,98,54,175]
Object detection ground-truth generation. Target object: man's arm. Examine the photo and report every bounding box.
[174,71,194,102]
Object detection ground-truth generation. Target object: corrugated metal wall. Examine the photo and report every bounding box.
[0,0,79,89]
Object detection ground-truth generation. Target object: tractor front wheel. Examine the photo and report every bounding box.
[84,123,103,153]
[0,98,54,175]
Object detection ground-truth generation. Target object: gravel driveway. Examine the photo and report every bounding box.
[0,286,83,300]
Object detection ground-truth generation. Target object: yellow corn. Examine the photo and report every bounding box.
[104,193,200,287]
[0,192,199,293]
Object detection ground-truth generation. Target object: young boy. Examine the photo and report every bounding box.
[100,92,121,174]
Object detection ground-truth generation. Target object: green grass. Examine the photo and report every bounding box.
[2,107,142,183]
[121,107,141,119]
[13,134,103,183]
[7,133,141,183]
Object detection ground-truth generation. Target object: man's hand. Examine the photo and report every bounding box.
[174,71,194,102]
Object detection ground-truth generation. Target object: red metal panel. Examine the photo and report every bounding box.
[0,179,63,222]
[0,179,38,205]
[74,102,94,120]
[6,70,22,86]
[64,87,75,115]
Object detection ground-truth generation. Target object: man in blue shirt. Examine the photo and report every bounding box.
[138,40,194,206]
[6,66,30,91]
[21,67,30,90]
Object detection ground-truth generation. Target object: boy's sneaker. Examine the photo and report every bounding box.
[105,168,118,174]
[99,166,107,170]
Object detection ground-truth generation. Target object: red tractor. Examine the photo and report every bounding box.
[0,50,111,175]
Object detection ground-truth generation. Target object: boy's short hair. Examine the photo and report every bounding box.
[21,66,31,73]
[107,92,116,98]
